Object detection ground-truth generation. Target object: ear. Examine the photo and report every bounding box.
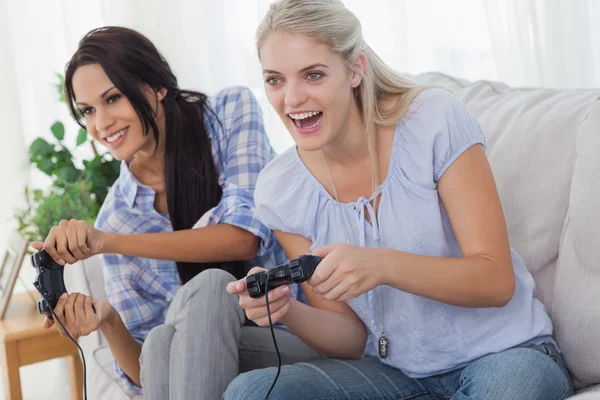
[156,88,167,102]
[350,52,367,88]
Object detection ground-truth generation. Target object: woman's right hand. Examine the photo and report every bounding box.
[226,267,293,326]
[31,219,107,265]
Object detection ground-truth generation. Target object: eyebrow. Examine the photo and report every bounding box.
[76,86,117,106]
[263,63,330,75]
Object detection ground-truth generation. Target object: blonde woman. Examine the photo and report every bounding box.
[224,1,573,399]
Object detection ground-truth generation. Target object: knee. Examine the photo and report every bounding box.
[460,346,573,400]
[140,324,176,385]
[141,324,176,362]
[175,268,237,306]
[184,268,237,295]
[223,369,278,400]
[167,268,243,324]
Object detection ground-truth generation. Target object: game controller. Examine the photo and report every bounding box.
[31,250,67,317]
[246,254,321,298]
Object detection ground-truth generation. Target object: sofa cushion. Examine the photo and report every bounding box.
[553,100,600,389]
[413,73,600,388]
[93,346,144,400]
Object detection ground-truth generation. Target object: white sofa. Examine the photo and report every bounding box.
[65,72,600,399]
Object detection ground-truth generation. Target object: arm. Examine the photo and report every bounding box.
[270,232,368,358]
[380,144,515,307]
[105,87,274,263]
[99,253,170,390]
[101,310,143,386]
[35,88,274,266]
[45,293,143,387]
[103,224,258,263]
[311,145,515,308]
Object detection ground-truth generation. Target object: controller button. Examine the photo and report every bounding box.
[291,271,303,280]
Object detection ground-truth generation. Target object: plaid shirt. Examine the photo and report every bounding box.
[94,86,288,393]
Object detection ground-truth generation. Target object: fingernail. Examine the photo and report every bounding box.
[282,286,289,294]
[60,293,68,299]
[58,259,66,265]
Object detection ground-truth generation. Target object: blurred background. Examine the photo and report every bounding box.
[0,0,598,398]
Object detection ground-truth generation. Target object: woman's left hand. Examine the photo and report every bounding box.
[308,244,383,301]
[43,292,115,340]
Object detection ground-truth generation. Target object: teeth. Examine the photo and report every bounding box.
[289,111,321,120]
[293,113,322,128]
[106,128,127,143]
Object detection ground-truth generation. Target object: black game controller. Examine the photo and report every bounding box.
[246,254,322,298]
[31,250,67,317]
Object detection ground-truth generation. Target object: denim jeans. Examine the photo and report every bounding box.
[223,342,574,400]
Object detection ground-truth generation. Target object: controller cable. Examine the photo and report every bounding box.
[264,272,282,400]
[33,283,89,400]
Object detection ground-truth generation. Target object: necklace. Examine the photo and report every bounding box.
[319,136,389,359]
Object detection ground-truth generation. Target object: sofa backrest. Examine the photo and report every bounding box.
[413,72,600,389]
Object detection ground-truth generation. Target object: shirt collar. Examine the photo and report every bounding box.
[118,161,156,211]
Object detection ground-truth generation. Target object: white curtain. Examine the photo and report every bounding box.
[484,0,600,89]
[0,0,597,396]
[0,1,28,251]
[1,0,599,251]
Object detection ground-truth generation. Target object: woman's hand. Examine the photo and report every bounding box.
[226,267,293,326]
[31,219,107,265]
[309,244,382,301]
[43,293,115,340]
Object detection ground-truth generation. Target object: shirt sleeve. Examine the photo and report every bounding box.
[396,88,487,188]
[430,90,487,182]
[204,86,279,256]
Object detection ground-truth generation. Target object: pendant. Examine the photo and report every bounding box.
[378,336,389,359]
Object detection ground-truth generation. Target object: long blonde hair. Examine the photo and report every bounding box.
[256,0,428,187]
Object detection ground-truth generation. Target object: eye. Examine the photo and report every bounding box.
[307,72,322,81]
[266,77,280,85]
[79,107,93,116]
[107,94,121,104]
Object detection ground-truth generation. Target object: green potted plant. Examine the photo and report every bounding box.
[15,75,120,242]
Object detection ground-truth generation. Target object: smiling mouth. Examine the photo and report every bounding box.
[105,127,128,143]
[288,111,323,129]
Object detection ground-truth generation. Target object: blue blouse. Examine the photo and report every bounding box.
[254,88,554,378]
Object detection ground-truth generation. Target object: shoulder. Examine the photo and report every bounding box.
[404,87,471,123]
[254,147,317,233]
[394,87,486,184]
[208,85,259,116]
[397,87,483,142]
[255,147,300,204]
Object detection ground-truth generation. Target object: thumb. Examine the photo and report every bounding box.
[226,279,246,295]
[226,267,265,295]
[311,243,340,258]
[43,316,54,329]
[31,241,43,251]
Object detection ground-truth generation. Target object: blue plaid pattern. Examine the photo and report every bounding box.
[94,86,288,393]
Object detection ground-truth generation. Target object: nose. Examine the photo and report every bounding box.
[95,107,116,133]
[284,81,307,108]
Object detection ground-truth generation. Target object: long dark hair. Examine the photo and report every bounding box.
[64,26,246,283]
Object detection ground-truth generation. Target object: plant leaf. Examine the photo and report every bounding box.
[56,73,66,103]
[51,121,65,141]
[76,128,87,146]
[29,138,54,159]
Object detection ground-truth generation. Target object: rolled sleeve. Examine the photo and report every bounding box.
[204,181,276,256]
[207,86,279,256]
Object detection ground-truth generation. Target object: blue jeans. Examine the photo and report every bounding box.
[223,343,573,400]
